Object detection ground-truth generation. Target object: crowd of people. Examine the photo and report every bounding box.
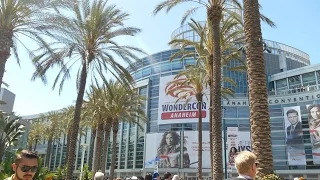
[5,149,306,180]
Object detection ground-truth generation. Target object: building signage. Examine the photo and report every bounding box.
[158,75,210,124]
[223,92,320,106]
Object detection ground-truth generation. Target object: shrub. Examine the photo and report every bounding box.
[259,174,284,180]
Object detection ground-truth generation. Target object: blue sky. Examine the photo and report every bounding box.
[6,0,320,116]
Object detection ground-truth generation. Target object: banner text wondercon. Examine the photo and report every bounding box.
[162,102,207,111]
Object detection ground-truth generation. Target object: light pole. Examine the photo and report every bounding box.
[79,144,88,180]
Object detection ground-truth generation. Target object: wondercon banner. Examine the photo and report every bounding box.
[306,104,320,164]
[283,106,306,165]
[226,128,251,167]
[144,131,211,169]
[158,75,210,125]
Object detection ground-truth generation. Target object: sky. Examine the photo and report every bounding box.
[5,0,320,116]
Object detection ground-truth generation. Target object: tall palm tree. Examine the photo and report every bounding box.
[0,112,25,164]
[242,0,273,177]
[101,80,147,180]
[166,64,208,180]
[31,1,145,178]
[0,0,69,89]
[37,110,63,168]
[154,2,242,178]
[27,120,45,152]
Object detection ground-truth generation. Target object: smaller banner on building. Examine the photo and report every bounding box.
[283,106,306,165]
[227,127,239,167]
[306,104,320,164]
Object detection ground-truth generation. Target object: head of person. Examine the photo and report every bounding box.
[163,172,172,180]
[172,175,179,180]
[145,173,153,180]
[153,173,160,180]
[11,150,39,180]
[234,151,257,178]
[308,104,320,120]
[94,171,105,180]
[229,147,237,154]
[137,176,144,180]
[286,109,299,125]
[160,132,180,147]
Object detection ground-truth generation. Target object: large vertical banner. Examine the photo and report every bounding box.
[157,75,210,125]
[227,127,239,167]
[306,104,320,164]
[183,131,210,168]
[283,106,306,165]
[226,128,251,167]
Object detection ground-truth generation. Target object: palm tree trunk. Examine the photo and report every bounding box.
[93,123,103,176]
[66,126,72,161]
[0,28,12,89]
[89,126,96,170]
[34,138,39,151]
[208,6,223,180]
[196,94,203,180]
[66,64,88,180]
[243,0,273,177]
[109,120,119,180]
[100,121,112,174]
[28,143,33,151]
[45,135,53,167]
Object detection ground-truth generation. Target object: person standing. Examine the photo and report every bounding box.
[5,150,39,180]
[94,171,105,180]
[230,151,257,180]
[163,172,172,180]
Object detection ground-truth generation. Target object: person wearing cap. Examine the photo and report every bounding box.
[230,151,257,180]
[153,173,160,180]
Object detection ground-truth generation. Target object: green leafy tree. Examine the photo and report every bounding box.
[0,112,25,164]
[0,0,69,89]
[30,1,145,178]
[98,80,147,180]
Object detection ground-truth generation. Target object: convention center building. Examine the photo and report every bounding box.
[22,23,320,180]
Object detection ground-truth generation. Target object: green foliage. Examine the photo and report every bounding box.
[0,112,25,164]
[258,174,284,180]
[53,165,67,180]
[81,164,92,180]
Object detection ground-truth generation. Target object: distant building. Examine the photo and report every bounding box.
[0,88,15,113]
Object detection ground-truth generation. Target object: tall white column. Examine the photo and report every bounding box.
[79,144,88,180]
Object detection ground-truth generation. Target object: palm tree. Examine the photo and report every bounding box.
[31,1,145,178]
[0,112,25,164]
[0,0,69,89]
[37,111,63,167]
[166,64,208,180]
[168,17,244,179]
[242,0,273,177]
[154,2,243,178]
[27,120,45,152]
[100,80,147,180]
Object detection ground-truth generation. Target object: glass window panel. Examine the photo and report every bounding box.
[142,67,151,77]
[151,65,161,74]
[161,64,171,72]
[276,79,287,92]
[224,107,237,118]
[238,107,249,118]
[302,72,316,86]
[288,75,301,89]
[171,61,183,70]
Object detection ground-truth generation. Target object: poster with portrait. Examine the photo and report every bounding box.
[226,128,251,168]
[283,106,306,165]
[183,131,210,168]
[145,131,187,168]
[306,104,320,164]
[157,75,210,125]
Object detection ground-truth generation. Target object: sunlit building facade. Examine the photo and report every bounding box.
[20,23,320,180]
